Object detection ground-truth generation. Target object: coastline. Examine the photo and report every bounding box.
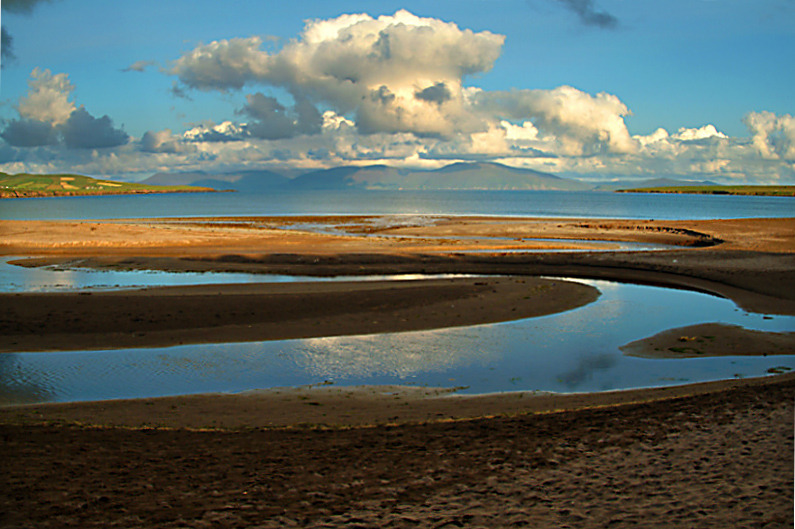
[615,185,795,196]
[0,187,216,199]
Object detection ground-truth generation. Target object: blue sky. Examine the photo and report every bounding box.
[1,0,793,183]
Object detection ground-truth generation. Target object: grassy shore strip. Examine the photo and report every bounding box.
[616,185,795,196]
[0,173,215,198]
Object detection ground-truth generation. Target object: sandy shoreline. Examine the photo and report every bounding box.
[3,375,793,527]
[1,215,793,527]
[2,373,792,430]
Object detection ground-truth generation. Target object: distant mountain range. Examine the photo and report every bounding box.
[143,169,290,193]
[141,162,718,193]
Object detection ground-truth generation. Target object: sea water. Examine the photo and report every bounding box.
[1,189,792,221]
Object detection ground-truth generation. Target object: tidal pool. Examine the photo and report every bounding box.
[1,279,793,405]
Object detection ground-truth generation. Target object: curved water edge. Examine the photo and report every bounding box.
[1,277,793,405]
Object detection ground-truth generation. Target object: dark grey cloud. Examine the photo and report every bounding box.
[241,94,289,121]
[238,92,321,140]
[240,94,296,140]
[292,95,323,136]
[1,107,129,150]
[559,0,618,28]
[0,118,58,147]
[60,107,129,149]
[415,82,453,105]
[1,0,57,14]
[534,0,618,29]
[1,27,15,65]
[187,129,241,142]
[369,85,396,106]
[169,82,193,101]
[2,0,61,66]
[123,60,157,73]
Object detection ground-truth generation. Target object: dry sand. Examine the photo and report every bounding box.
[1,215,794,528]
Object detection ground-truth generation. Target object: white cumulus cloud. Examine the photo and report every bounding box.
[172,10,505,137]
[473,86,636,155]
[183,121,248,142]
[743,111,795,161]
[672,124,728,142]
[16,67,76,125]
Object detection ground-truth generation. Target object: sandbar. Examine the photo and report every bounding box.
[0,276,598,352]
[621,322,795,359]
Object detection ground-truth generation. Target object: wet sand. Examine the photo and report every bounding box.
[621,323,795,359]
[0,276,598,353]
[1,215,794,527]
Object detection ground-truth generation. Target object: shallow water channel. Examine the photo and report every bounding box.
[1,261,793,405]
[0,257,454,292]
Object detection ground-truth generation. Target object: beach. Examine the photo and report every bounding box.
[3,376,793,528]
[1,215,794,527]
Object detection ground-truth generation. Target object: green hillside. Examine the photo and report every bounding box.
[0,173,215,198]
[616,185,795,197]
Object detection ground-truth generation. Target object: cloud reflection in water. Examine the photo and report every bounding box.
[557,352,620,390]
[292,328,499,381]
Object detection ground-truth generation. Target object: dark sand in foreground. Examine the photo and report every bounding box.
[1,215,793,528]
[3,375,793,528]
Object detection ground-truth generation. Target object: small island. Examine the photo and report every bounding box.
[0,173,215,198]
[616,185,795,197]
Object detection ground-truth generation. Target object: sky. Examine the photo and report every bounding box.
[0,0,793,184]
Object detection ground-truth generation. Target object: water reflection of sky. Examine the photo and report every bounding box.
[0,258,474,292]
[0,257,318,292]
[1,279,793,405]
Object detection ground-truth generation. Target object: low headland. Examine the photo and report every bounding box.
[0,172,215,198]
[616,184,795,196]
